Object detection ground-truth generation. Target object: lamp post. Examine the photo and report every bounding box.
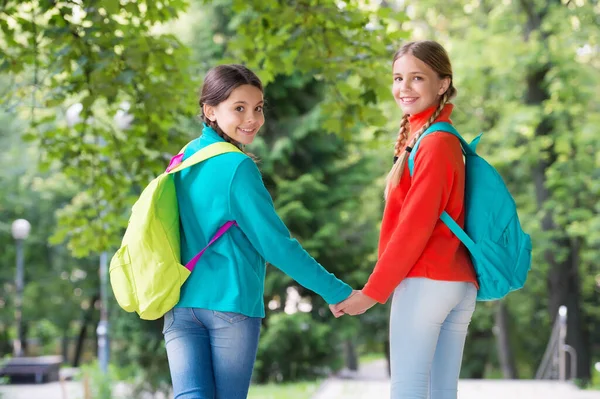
[97,251,109,373]
[11,218,31,357]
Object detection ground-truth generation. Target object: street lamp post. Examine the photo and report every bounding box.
[11,218,31,358]
[97,251,109,373]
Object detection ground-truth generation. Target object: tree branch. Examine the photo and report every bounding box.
[30,4,38,125]
[518,0,540,38]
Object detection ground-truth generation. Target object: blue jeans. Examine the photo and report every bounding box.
[389,278,477,399]
[163,307,262,399]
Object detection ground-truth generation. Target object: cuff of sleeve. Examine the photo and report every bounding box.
[324,283,353,305]
[362,283,391,304]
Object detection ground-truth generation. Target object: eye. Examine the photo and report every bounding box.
[394,77,402,82]
[255,106,263,113]
[235,106,245,112]
[413,76,423,81]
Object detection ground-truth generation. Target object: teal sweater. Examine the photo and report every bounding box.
[174,125,352,317]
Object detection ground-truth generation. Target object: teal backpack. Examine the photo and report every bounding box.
[408,122,532,301]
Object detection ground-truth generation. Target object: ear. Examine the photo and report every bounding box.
[438,77,451,96]
[203,104,217,122]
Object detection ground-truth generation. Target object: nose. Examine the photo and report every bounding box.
[400,79,411,92]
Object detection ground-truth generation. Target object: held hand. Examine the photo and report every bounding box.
[329,290,360,318]
[334,290,377,316]
[329,303,344,318]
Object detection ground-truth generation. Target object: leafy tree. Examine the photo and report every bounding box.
[0,99,99,365]
[1,0,196,257]
[1,0,407,385]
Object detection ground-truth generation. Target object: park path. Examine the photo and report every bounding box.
[311,359,600,399]
[1,361,598,399]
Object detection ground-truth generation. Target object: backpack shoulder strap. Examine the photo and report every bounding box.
[184,221,237,272]
[406,122,482,260]
[167,142,242,174]
[440,211,479,258]
[408,122,475,176]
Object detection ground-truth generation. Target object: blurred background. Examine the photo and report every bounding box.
[0,0,599,398]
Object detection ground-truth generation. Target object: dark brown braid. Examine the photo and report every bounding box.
[201,115,243,149]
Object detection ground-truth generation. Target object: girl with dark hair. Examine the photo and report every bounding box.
[162,64,353,399]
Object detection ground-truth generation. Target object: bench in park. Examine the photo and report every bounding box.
[0,355,63,384]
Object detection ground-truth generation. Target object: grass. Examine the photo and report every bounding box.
[247,380,322,399]
[359,352,386,365]
[242,352,388,398]
[587,370,600,390]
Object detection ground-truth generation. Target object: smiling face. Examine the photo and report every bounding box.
[203,84,265,145]
[391,53,451,116]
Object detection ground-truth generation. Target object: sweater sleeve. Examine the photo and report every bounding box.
[229,157,352,305]
[362,133,460,303]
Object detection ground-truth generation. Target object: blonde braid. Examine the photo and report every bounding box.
[384,93,450,199]
[393,115,410,160]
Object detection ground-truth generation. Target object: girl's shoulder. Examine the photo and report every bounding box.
[415,130,464,164]
[419,129,461,149]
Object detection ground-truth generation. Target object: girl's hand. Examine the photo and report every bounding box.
[329,290,360,318]
[334,290,377,316]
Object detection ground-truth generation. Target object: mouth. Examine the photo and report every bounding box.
[400,97,418,105]
[237,127,257,136]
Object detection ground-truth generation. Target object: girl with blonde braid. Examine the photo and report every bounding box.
[336,41,478,398]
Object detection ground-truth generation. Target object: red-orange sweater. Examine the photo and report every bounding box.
[363,104,478,304]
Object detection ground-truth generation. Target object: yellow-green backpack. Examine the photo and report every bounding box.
[109,142,241,320]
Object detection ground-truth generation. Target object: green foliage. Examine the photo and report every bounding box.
[80,361,120,399]
[0,99,101,360]
[1,0,598,387]
[1,0,196,257]
[254,312,343,383]
[110,311,171,396]
[248,380,321,399]
[206,0,408,138]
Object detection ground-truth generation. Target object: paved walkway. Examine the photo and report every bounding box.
[1,361,599,399]
[312,360,600,399]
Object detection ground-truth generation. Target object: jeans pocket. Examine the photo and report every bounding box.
[213,310,249,324]
[162,309,175,334]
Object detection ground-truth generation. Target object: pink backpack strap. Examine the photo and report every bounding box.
[184,221,237,272]
[166,153,185,173]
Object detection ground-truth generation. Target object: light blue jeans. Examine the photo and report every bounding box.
[389,278,477,399]
[163,307,262,399]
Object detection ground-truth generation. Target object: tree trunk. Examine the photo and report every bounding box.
[0,329,12,357]
[521,3,591,381]
[61,333,69,363]
[21,323,29,356]
[73,322,88,367]
[530,87,591,383]
[495,302,518,379]
[344,339,358,371]
[73,293,99,367]
[549,237,589,381]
